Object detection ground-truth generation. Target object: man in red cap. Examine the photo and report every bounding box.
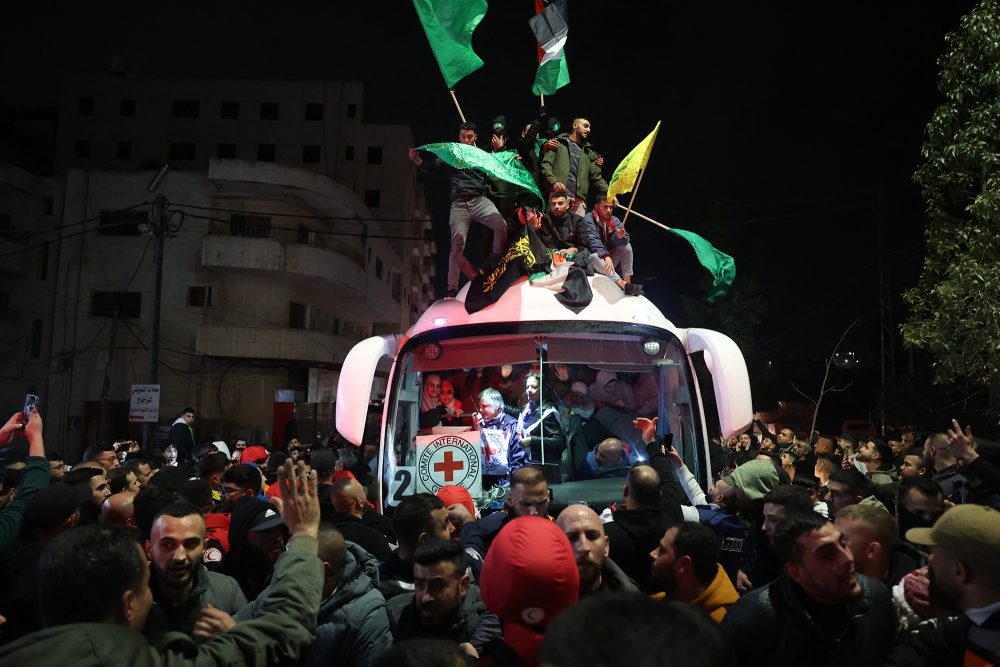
[437,484,476,537]
[479,516,579,666]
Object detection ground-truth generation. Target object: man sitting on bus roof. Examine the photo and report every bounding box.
[536,190,643,297]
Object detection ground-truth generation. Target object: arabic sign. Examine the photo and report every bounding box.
[129,384,160,423]
[414,433,482,498]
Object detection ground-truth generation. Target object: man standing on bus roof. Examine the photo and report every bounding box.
[409,123,509,298]
[540,117,607,216]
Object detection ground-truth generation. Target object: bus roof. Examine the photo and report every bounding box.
[406,275,677,341]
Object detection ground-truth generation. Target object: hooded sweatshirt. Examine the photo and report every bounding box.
[225,497,286,600]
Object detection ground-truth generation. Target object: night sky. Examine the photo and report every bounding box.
[2,1,979,428]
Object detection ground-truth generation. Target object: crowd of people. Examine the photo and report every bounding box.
[1,401,999,666]
[409,111,640,299]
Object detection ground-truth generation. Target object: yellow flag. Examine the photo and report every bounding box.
[606,121,661,203]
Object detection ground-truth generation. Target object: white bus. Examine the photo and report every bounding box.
[336,275,752,511]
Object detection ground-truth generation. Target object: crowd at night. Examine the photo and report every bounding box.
[2,0,1000,665]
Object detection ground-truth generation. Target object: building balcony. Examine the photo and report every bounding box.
[201,235,399,323]
[195,324,355,363]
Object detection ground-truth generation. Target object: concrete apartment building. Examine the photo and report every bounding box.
[0,76,436,456]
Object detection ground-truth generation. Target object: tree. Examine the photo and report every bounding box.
[789,319,859,438]
[902,0,1000,391]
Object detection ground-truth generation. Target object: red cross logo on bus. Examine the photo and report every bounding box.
[433,450,465,482]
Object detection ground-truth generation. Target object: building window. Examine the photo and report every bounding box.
[305,103,323,120]
[30,320,43,359]
[364,189,381,209]
[289,302,306,330]
[220,101,239,119]
[187,286,213,307]
[229,213,271,238]
[257,144,276,162]
[344,145,354,160]
[302,145,321,164]
[78,97,95,116]
[74,139,91,158]
[367,146,383,165]
[91,291,142,318]
[120,98,136,117]
[375,256,383,279]
[217,143,236,159]
[171,100,199,118]
[99,210,146,236]
[260,102,279,120]
[346,103,357,118]
[116,141,132,159]
[168,142,196,160]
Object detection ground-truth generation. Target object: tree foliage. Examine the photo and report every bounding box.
[902,0,1000,387]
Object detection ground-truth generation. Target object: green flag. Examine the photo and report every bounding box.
[412,0,487,89]
[667,228,736,302]
[417,142,544,204]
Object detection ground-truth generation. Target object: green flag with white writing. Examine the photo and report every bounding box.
[417,142,544,204]
[412,0,487,89]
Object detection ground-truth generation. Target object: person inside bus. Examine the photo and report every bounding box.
[516,373,567,465]
[474,388,524,490]
[419,374,443,429]
[438,380,464,427]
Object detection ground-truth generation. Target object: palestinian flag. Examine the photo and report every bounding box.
[529,249,594,314]
[466,218,551,313]
[530,0,570,96]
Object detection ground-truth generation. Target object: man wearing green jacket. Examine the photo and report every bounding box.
[0,459,324,667]
[0,409,49,553]
[540,118,608,216]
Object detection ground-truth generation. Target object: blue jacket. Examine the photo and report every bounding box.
[582,211,631,255]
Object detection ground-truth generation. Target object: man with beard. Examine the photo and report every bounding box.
[537,191,644,296]
[888,504,1000,666]
[388,538,501,659]
[555,504,637,596]
[142,503,247,645]
[721,511,897,666]
[63,466,111,524]
[649,522,739,622]
[224,497,288,600]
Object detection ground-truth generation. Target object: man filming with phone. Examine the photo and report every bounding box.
[0,401,49,552]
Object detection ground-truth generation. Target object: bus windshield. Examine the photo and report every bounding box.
[381,324,703,508]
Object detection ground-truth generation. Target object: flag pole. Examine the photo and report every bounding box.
[449,89,467,123]
[618,167,648,228]
[540,93,545,107]
[612,202,672,232]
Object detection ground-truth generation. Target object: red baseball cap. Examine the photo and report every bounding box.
[479,516,579,664]
[437,485,476,518]
[242,446,269,465]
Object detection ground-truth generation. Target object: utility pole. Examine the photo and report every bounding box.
[140,180,182,451]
